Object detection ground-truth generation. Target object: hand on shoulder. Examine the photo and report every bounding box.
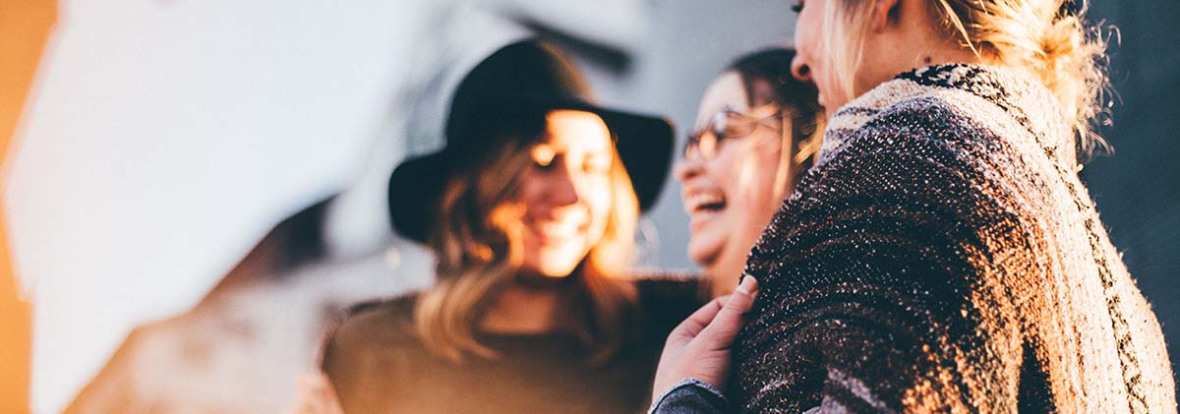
[651,276,758,402]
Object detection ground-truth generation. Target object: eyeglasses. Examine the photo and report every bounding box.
[683,105,788,161]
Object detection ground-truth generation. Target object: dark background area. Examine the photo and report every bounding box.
[1083,0,1180,382]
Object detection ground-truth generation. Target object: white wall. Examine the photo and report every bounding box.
[6,1,420,412]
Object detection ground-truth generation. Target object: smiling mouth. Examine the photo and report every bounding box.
[685,192,727,215]
[529,220,586,244]
[538,222,578,237]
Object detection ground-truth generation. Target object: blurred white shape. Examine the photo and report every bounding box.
[4,0,656,412]
[6,0,418,412]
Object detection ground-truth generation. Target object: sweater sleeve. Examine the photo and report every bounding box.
[735,103,1031,412]
[648,379,730,414]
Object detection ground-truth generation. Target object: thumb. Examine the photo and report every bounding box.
[699,276,758,350]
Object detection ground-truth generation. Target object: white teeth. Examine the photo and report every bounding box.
[685,193,726,213]
[537,221,579,238]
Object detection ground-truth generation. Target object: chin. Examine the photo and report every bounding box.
[534,270,574,280]
[518,262,577,280]
[530,262,577,278]
[526,247,587,278]
[686,239,722,270]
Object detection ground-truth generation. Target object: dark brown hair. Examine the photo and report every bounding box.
[729,48,826,176]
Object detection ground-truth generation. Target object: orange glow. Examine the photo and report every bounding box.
[0,0,57,412]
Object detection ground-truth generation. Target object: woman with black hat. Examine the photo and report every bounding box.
[313,39,705,414]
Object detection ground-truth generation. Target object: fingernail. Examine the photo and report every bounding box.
[736,275,758,295]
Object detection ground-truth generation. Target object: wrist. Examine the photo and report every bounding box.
[648,378,729,414]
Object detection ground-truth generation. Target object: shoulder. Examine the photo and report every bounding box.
[340,294,417,334]
[801,83,1015,208]
[754,80,1026,264]
[845,95,990,155]
[820,70,1036,173]
[320,294,432,410]
[322,294,423,370]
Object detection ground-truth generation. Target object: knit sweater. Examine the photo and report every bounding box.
[735,65,1176,413]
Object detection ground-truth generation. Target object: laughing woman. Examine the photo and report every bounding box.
[677,48,823,298]
[320,40,704,414]
[651,0,1175,412]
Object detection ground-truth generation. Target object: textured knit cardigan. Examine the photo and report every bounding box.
[735,65,1175,413]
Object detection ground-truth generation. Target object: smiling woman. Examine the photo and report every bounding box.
[315,39,706,414]
[677,48,823,298]
[412,106,642,362]
[515,110,618,281]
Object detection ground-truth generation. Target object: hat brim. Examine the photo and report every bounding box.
[387,151,452,243]
[388,99,673,243]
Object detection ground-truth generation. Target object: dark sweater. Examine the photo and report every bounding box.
[322,277,705,414]
[736,65,1175,413]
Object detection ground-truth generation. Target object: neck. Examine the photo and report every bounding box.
[859,0,988,96]
[869,38,985,91]
[706,242,755,298]
[479,280,573,335]
[914,47,985,70]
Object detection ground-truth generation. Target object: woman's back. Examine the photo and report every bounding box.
[737,64,1175,413]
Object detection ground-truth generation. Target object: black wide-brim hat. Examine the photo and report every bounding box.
[388,39,674,243]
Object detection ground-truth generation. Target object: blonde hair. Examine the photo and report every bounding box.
[822,0,1111,155]
[778,109,826,198]
[414,132,640,363]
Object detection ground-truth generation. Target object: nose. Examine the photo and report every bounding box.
[547,165,581,207]
[791,54,813,83]
[674,157,705,183]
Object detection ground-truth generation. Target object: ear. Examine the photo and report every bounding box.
[871,0,903,31]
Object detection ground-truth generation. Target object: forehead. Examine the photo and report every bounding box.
[540,109,612,153]
[696,72,750,127]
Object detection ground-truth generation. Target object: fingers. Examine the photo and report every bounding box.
[671,295,729,341]
[699,276,758,350]
[725,276,758,313]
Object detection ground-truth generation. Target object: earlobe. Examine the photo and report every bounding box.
[790,56,812,83]
[873,0,903,31]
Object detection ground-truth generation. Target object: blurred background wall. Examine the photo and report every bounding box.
[1081,0,1180,389]
[1,0,1176,413]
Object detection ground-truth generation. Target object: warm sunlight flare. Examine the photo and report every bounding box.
[1,1,56,412]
